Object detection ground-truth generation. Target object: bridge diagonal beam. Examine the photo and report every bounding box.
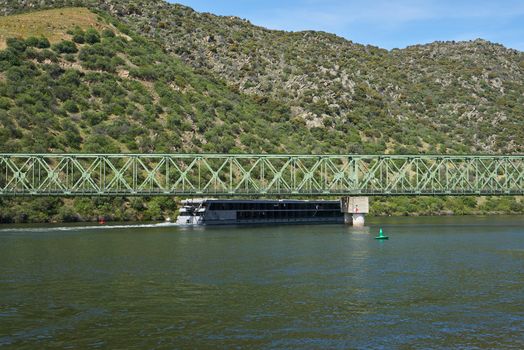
[359,157,388,192]
[263,157,293,194]
[295,157,324,193]
[417,158,446,193]
[324,157,352,191]
[136,157,166,192]
[505,159,524,190]
[232,158,262,193]
[447,159,472,193]
[168,157,198,193]
[201,157,230,192]
[1,156,33,193]
[384,157,417,193]
[102,156,134,193]
[70,157,101,193]
[482,158,500,190]
[33,156,68,193]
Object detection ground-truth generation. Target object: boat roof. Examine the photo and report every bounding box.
[181,198,340,204]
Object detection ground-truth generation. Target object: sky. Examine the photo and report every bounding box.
[169,0,524,51]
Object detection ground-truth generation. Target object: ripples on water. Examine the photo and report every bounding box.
[0,216,523,349]
[0,222,180,233]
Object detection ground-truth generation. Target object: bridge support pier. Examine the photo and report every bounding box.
[341,197,369,227]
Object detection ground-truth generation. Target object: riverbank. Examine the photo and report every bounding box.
[0,196,523,224]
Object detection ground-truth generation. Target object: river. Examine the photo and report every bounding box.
[0,216,523,349]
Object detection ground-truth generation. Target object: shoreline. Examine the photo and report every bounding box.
[1,212,524,226]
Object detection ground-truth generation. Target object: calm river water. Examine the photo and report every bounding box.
[0,216,523,349]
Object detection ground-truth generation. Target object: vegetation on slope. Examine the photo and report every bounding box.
[3,1,524,155]
[0,10,311,155]
[56,0,524,154]
[0,4,522,223]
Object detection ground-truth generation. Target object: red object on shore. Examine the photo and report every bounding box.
[98,218,106,225]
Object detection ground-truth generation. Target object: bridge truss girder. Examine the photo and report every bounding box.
[0,154,522,197]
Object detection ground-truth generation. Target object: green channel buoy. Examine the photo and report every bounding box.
[375,228,389,240]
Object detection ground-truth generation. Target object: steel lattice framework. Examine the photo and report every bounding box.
[0,154,523,197]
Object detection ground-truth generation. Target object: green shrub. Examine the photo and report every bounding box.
[79,43,121,72]
[129,66,158,81]
[36,37,51,49]
[6,37,26,52]
[82,134,120,153]
[57,206,80,222]
[52,40,78,54]
[0,50,21,70]
[63,100,79,113]
[25,37,40,47]
[84,28,101,44]
[101,29,116,38]
[73,33,85,44]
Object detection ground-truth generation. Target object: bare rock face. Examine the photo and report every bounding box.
[1,0,524,154]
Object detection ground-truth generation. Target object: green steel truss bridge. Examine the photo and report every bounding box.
[0,154,523,197]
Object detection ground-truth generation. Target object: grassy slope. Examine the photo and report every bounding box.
[0,7,109,49]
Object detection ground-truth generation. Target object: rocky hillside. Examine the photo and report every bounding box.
[2,0,524,155]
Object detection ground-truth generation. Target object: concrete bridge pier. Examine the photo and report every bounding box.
[341,197,369,227]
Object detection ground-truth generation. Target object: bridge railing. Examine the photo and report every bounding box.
[0,154,522,196]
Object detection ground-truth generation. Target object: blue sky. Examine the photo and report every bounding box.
[169,0,524,51]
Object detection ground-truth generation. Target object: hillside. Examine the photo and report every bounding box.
[0,9,311,155]
[99,1,524,154]
[2,0,524,155]
[0,2,522,222]
[100,1,524,154]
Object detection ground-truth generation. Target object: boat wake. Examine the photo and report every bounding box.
[0,222,180,233]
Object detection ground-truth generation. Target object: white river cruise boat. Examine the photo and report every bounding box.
[175,199,344,225]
